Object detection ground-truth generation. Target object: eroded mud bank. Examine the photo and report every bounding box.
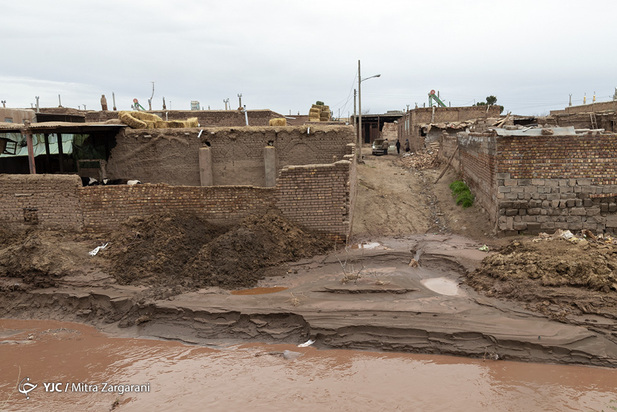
[2,235,616,367]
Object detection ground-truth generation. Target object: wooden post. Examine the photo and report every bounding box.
[56,133,64,172]
[22,121,36,174]
[44,133,51,172]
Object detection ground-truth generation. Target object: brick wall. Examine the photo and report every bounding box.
[276,158,355,240]
[452,131,617,235]
[81,185,276,230]
[0,174,83,230]
[458,133,497,222]
[0,143,357,239]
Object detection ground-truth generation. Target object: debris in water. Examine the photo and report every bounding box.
[298,339,315,348]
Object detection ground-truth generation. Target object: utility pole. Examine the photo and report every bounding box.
[113,92,117,111]
[569,94,572,107]
[358,60,362,162]
[35,96,40,113]
[223,98,229,110]
[58,94,62,107]
[148,81,155,111]
[237,93,242,109]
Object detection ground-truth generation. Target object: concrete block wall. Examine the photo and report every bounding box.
[0,174,83,230]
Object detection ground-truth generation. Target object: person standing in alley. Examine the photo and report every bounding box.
[395,140,401,154]
[405,139,410,152]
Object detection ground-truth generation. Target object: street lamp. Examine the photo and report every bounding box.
[357,59,381,162]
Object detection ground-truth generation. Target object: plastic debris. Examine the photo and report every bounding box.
[478,245,489,252]
[298,339,315,348]
[89,243,109,256]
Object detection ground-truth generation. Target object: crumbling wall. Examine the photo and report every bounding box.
[106,125,355,187]
[400,106,501,152]
[0,174,82,230]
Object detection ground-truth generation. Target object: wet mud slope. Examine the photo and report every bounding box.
[2,234,617,367]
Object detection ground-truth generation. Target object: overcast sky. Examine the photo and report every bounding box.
[1,0,615,117]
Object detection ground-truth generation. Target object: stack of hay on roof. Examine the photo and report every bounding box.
[308,101,331,122]
[118,111,198,129]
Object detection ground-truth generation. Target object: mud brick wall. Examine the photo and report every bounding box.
[80,185,276,230]
[0,174,83,230]
[550,101,617,115]
[276,159,355,241]
[86,110,283,127]
[107,125,355,187]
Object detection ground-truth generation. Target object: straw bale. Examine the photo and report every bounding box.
[269,118,287,126]
[131,111,162,122]
[321,105,330,112]
[154,120,170,128]
[167,120,186,128]
[118,111,147,129]
[185,117,199,128]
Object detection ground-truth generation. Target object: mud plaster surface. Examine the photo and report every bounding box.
[1,235,616,367]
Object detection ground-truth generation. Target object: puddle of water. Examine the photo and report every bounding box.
[422,277,462,296]
[231,286,288,295]
[1,319,616,412]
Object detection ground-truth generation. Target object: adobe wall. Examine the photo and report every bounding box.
[0,174,83,230]
[85,110,283,127]
[550,101,617,115]
[106,125,356,187]
[451,131,617,235]
[0,139,357,240]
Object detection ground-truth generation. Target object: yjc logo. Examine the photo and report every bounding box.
[17,377,37,400]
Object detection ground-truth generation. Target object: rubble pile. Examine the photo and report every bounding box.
[400,148,440,170]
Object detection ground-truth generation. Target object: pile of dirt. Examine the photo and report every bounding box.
[105,211,333,290]
[465,235,617,326]
[0,229,89,288]
[105,212,227,287]
[188,212,333,289]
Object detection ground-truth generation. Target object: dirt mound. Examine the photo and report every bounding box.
[189,212,333,288]
[466,236,617,329]
[106,212,227,286]
[471,238,617,292]
[105,211,332,290]
[0,229,89,288]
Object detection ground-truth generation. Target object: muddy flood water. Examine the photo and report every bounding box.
[1,319,616,411]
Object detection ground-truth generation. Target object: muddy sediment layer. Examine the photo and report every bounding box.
[2,234,617,367]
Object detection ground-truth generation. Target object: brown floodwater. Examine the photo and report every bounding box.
[1,319,616,412]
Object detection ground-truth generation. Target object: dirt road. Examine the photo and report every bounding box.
[352,148,496,244]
